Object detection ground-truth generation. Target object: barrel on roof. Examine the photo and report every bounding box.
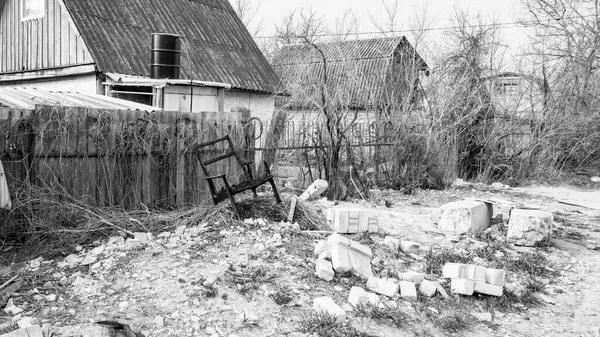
[151,33,181,80]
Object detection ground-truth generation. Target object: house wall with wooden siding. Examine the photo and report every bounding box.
[0,0,93,74]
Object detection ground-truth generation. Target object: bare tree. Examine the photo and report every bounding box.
[230,0,265,37]
[369,0,403,37]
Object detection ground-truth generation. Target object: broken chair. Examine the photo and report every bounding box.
[195,135,281,216]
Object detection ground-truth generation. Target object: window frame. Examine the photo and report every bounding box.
[21,0,45,21]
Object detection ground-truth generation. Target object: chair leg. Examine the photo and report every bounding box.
[269,179,282,203]
[222,180,240,218]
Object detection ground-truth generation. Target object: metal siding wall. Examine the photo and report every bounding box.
[0,0,92,73]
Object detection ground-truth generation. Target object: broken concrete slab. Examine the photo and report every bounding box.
[400,241,420,254]
[328,234,373,278]
[315,259,334,282]
[451,279,475,296]
[314,240,328,256]
[299,179,328,201]
[383,236,400,251]
[0,325,43,337]
[399,281,417,301]
[313,297,346,324]
[433,281,449,299]
[507,209,553,246]
[419,280,437,297]
[471,312,493,322]
[366,277,399,298]
[348,286,381,307]
[439,200,492,234]
[326,209,379,234]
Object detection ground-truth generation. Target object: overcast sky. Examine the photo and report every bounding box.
[242,0,535,69]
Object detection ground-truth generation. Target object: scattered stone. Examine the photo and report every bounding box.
[451,279,475,296]
[485,268,506,286]
[439,200,493,234]
[539,294,556,305]
[383,236,400,251]
[348,286,381,307]
[472,312,493,322]
[313,297,346,324]
[398,271,425,284]
[125,239,142,249]
[299,179,328,201]
[315,259,335,282]
[0,325,43,337]
[133,232,150,244]
[399,241,420,254]
[474,282,503,297]
[366,277,399,298]
[326,209,379,234]
[16,317,33,329]
[153,316,164,329]
[45,294,57,302]
[490,182,510,190]
[328,233,373,278]
[399,281,417,301]
[314,241,328,256]
[591,176,600,183]
[204,326,217,335]
[507,209,553,246]
[80,253,97,266]
[419,280,437,297]
[90,245,105,255]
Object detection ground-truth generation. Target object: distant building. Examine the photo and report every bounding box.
[271,37,429,118]
[0,0,279,122]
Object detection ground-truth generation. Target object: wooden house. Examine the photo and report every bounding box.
[0,0,279,123]
[271,37,429,121]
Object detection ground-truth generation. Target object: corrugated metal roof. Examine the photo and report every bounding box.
[271,37,429,108]
[0,87,158,111]
[61,0,279,94]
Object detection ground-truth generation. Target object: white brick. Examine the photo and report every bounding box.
[507,209,553,246]
[398,272,425,285]
[328,234,373,278]
[439,200,492,234]
[313,297,346,324]
[485,268,506,286]
[315,259,334,282]
[399,281,417,301]
[466,265,486,282]
[348,286,381,307]
[419,280,437,297]
[400,241,420,254]
[326,209,379,234]
[299,179,329,201]
[451,279,474,295]
[366,277,399,298]
[474,282,503,297]
[314,240,328,256]
[383,236,400,251]
[442,263,468,279]
[133,232,150,243]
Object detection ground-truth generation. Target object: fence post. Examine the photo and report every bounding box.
[176,112,185,208]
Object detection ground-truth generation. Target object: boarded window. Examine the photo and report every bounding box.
[22,0,45,20]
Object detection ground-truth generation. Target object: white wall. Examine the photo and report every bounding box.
[224,91,275,128]
[0,74,98,93]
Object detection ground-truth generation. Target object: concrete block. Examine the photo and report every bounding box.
[133,232,150,243]
[348,286,381,307]
[451,279,474,296]
[313,297,346,324]
[507,209,553,246]
[328,234,373,278]
[474,282,503,297]
[419,280,437,297]
[315,259,334,282]
[366,277,399,298]
[383,236,400,251]
[299,179,328,201]
[398,272,425,285]
[1,325,43,337]
[442,263,468,279]
[327,209,379,234]
[400,241,420,254]
[399,281,417,301]
[466,265,486,282]
[439,200,492,234]
[471,312,493,322]
[314,240,328,256]
[485,268,506,286]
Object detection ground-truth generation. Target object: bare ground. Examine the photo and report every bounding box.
[1,183,599,337]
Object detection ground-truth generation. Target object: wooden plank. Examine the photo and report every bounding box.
[175,112,185,208]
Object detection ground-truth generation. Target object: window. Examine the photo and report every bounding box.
[22,0,45,21]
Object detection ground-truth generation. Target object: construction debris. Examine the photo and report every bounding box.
[444,263,505,297]
[313,297,346,324]
[298,179,329,201]
[0,160,10,210]
[327,233,373,278]
[348,286,381,307]
[366,276,399,298]
[507,209,554,246]
[326,208,379,234]
[438,199,493,234]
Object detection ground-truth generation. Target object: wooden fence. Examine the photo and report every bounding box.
[0,105,253,209]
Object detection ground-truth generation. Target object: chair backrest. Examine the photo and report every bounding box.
[196,135,248,178]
